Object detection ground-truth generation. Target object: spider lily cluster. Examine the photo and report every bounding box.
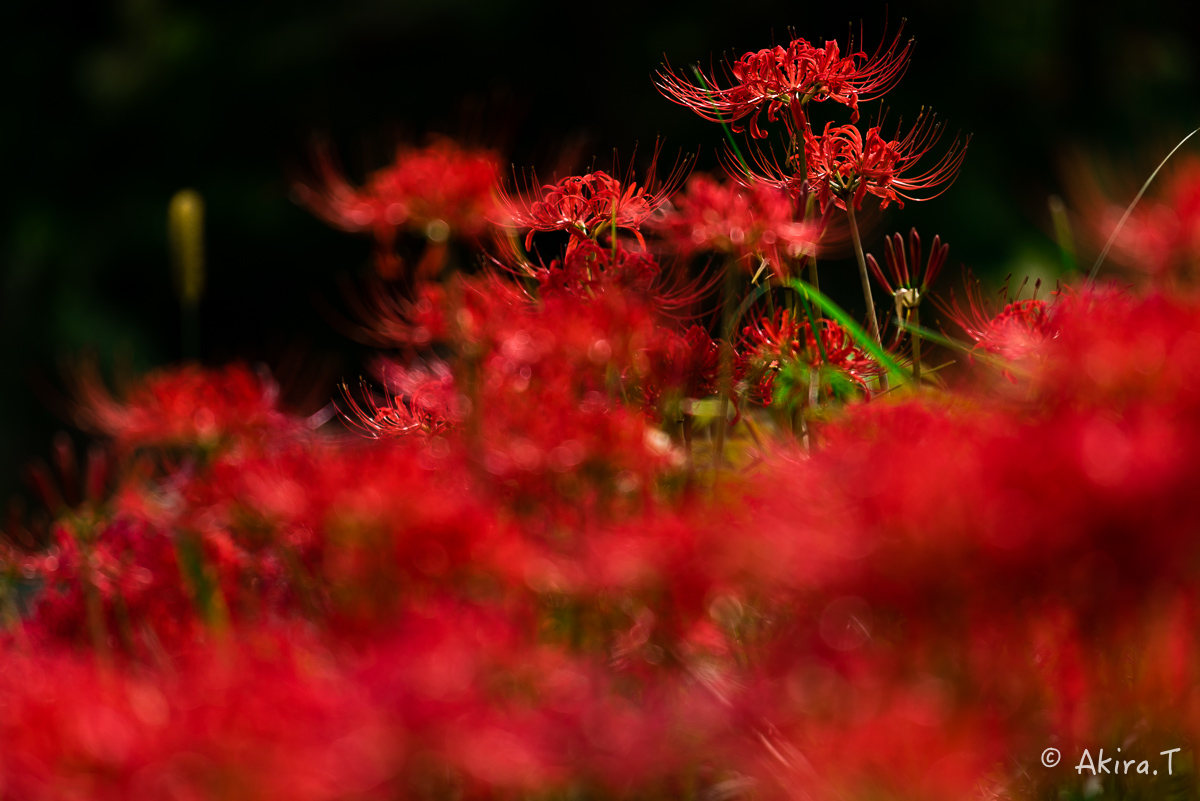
[3,18,1200,801]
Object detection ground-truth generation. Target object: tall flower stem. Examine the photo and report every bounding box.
[806,368,820,452]
[911,304,922,387]
[714,261,738,473]
[846,204,888,392]
[805,257,821,323]
[78,538,112,666]
[804,194,820,313]
[845,204,881,347]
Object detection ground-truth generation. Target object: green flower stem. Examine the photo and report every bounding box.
[912,304,922,387]
[845,204,882,346]
[845,204,887,391]
[714,260,739,472]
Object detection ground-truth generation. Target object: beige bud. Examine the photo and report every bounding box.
[168,189,205,305]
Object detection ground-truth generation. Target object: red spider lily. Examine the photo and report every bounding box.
[678,325,723,399]
[640,325,722,409]
[323,272,469,349]
[499,152,688,252]
[334,268,685,504]
[803,113,970,212]
[657,173,820,277]
[658,24,912,138]
[1029,287,1200,425]
[17,290,1200,800]
[744,309,879,376]
[938,275,1056,362]
[18,434,110,524]
[740,309,883,402]
[534,238,662,298]
[866,229,949,379]
[295,138,500,277]
[338,361,458,439]
[25,517,203,653]
[509,238,717,322]
[866,228,949,299]
[71,363,298,451]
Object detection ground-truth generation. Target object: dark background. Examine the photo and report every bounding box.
[2,0,1197,501]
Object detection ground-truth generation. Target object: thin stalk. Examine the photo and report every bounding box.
[796,287,827,365]
[1089,126,1200,284]
[845,204,887,391]
[804,197,819,315]
[714,262,739,473]
[795,288,826,446]
[682,413,695,490]
[2,585,29,651]
[792,282,820,450]
[805,369,820,452]
[729,282,771,344]
[449,275,482,463]
[610,200,618,261]
[911,304,922,386]
[740,413,769,454]
[112,591,138,655]
[806,257,820,312]
[845,204,882,346]
[80,541,111,665]
[182,299,200,361]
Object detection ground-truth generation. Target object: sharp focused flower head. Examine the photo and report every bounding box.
[804,112,970,213]
[658,23,912,138]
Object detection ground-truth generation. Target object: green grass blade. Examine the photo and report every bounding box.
[692,67,749,174]
[794,287,828,365]
[1088,126,1200,284]
[786,279,908,383]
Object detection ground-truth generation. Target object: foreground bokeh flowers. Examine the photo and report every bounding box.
[4,18,1199,801]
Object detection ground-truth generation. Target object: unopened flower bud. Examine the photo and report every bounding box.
[168,189,205,305]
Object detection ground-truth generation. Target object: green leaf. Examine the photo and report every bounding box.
[785,279,909,383]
